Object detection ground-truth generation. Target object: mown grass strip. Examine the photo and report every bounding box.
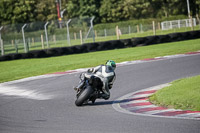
[0,38,200,83]
[149,75,200,111]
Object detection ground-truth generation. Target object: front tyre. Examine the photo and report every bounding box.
[75,86,94,106]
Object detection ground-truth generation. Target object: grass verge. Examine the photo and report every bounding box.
[0,38,200,83]
[149,75,200,111]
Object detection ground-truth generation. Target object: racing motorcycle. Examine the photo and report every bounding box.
[75,73,103,106]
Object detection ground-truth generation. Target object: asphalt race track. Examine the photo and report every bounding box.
[0,53,200,133]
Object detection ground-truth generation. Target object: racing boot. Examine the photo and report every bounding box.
[98,93,110,100]
[90,97,96,104]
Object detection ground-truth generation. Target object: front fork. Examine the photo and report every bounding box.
[76,80,87,97]
[76,81,85,91]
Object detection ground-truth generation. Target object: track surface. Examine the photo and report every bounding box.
[0,54,200,133]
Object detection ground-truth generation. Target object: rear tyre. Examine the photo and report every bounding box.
[75,86,94,106]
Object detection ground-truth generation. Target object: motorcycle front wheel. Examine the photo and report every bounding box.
[75,85,94,106]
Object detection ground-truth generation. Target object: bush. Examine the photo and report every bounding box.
[94,15,188,30]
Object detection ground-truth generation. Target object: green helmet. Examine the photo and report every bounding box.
[106,60,116,70]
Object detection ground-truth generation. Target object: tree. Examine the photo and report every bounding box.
[36,0,57,21]
[0,0,200,25]
[190,0,200,16]
[0,0,37,25]
[99,0,154,22]
[65,0,101,23]
[0,0,15,25]
[99,0,125,23]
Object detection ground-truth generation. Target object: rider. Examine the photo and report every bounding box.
[74,60,116,100]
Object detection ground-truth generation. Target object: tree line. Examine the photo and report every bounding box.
[0,0,200,25]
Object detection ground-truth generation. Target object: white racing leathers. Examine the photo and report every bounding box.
[85,65,116,99]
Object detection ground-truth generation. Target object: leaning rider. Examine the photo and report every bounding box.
[74,60,116,100]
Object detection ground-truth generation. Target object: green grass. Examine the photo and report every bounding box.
[0,38,200,83]
[149,75,200,111]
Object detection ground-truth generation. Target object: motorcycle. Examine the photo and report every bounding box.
[75,73,103,106]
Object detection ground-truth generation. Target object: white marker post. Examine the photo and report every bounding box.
[0,26,4,55]
[66,19,71,46]
[22,24,27,53]
[44,22,49,48]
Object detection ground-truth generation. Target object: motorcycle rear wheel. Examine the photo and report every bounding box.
[75,86,94,106]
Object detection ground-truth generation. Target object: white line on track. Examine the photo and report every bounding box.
[126,105,157,110]
[0,84,54,100]
[175,113,200,118]
[143,109,180,115]
[120,100,148,105]
[130,93,154,98]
